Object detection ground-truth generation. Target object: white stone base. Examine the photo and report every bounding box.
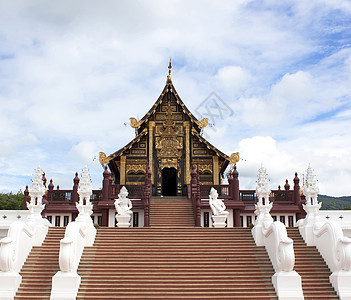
[50,271,81,300]
[272,271,304,299]
[0,271,22,300]
[212,215,227,228]
[330,270,351,299]
[116,215,131,227]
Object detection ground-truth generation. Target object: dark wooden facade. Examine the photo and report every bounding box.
[21,64,306,227]
[99,64,229,196]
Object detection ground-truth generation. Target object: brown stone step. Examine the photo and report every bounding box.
[287,228,338,299]
[15,227,65,299]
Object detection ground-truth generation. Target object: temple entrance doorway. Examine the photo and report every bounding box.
[161,167,177,196]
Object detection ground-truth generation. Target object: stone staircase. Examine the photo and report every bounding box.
[76,227,277,299]
[149,196,195,227]
[287,227,339,299]
[14,227,65,299]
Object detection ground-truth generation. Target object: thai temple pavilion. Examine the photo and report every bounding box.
[4,62,348,299]
[24,61,304,229]
[99,60,237,196]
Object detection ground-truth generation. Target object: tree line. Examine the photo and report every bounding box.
[0,191,24,210]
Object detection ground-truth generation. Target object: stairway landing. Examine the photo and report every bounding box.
[149,196,195,227]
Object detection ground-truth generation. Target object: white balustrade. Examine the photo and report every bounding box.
[252,165,303,299]
[0,165,51,300]
[297,165,351,299]
[51,165,96,300]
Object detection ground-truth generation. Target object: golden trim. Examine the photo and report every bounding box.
[196,118,209,129]
[99,152,112,164]
[213,156,219,185]
[184,121,191,184]
[148,121,155,184]
[129,117,143,129]
[229,152,240,165]
[120,156,126,185]
[126,164,146,174]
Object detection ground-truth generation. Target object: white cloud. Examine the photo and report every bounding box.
[237,136,295,188]
[70,141,99,164]
[215,66,251,93]
[0,1,350,196]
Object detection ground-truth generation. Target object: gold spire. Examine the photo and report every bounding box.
[167,58,172,81]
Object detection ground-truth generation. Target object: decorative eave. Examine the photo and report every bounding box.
[99,129,148,164]
[133,79,205,132]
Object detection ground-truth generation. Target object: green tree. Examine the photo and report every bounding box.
[0,191,24,210]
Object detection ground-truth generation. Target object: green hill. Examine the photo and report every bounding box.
[318,195,351,210]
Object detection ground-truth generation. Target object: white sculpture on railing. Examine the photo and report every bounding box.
[115,186,133,227]
[252,165,303,300]
[209,187,228,227]
[75,165,96,246]
[298,164,322,235]
[253,165,274,237]
[51,165,96,300]
[297,165,351,299]
[0,165,51,299]
[27,165,51,244]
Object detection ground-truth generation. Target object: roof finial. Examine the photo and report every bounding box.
[167,58,172,81]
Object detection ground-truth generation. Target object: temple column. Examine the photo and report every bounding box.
[148,121,155,184]
[213,156,219,185]
[120,156,126,185]
[233,209,241,227]
[184,121,191,184]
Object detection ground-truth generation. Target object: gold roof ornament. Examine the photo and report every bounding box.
[228,152,240,165]
[299,173,305,196]
[129,117,143,129]
[196,118,209,129]
[99,152,112,164]
[167,58,172,81]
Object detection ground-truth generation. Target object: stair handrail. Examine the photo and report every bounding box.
[0,165,51,299]
[58,222,87,273]
[297,164,351,299]
[312,221,351,272]
[252,165,303,299]
[253,202,295,272]
[0,221,34,273]
[51,165,97,300]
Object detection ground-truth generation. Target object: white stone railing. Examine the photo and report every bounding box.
[51,165,96,300]
[313,221,351,273]
[253,215,303,299]
[0,221,34,273]
[51,221,89,299]
[298,218,351,299]
[319,211,351,237]
[58,222,87,273]
[252,165,303,299]
[0,165,51,299]
[262,221,295,272]
[297,165,351,299]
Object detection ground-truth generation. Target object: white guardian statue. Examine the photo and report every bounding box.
[115,186,133,227]
[209,187,228,227]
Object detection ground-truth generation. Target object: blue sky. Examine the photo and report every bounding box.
[0,0,351,196]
